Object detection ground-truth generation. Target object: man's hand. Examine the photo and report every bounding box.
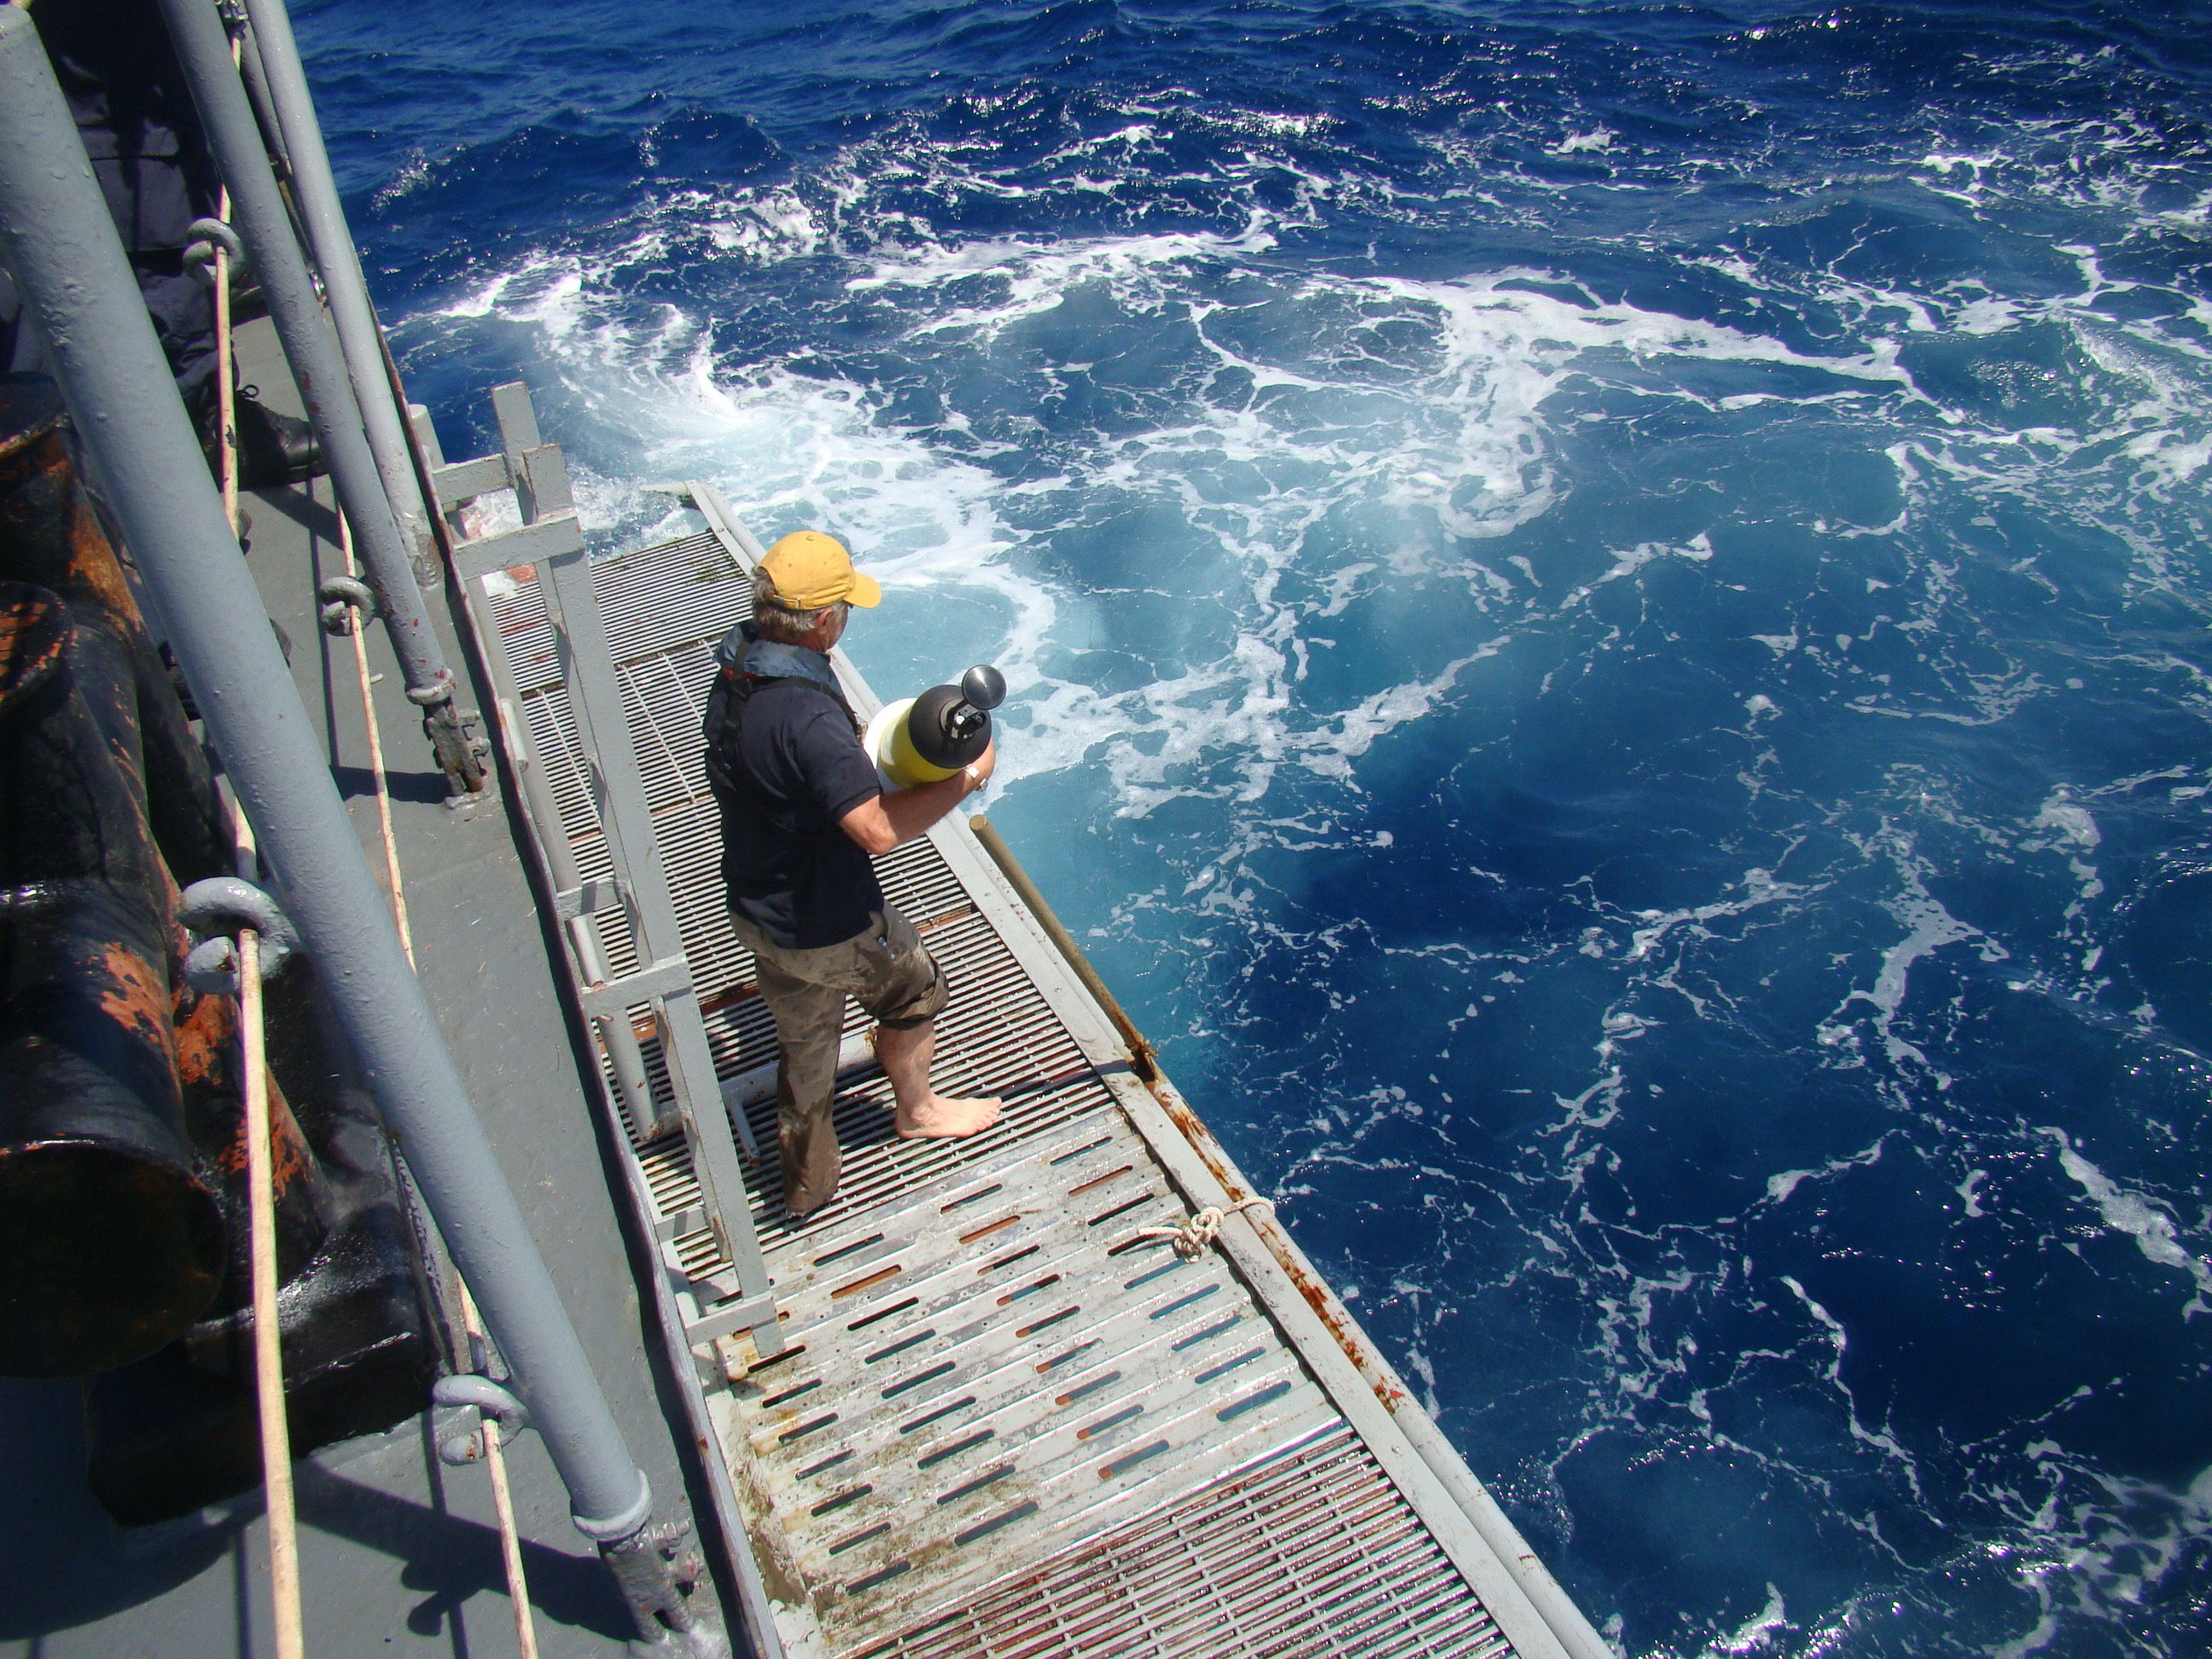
[840,739,995,855]
[964,739,998,790]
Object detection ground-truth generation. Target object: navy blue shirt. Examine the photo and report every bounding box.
[703,638,885,950]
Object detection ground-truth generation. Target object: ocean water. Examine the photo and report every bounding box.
[303,2,2212,1652]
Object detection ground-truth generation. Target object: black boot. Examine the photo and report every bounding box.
[190,376,322,490]
[232,383,321,488]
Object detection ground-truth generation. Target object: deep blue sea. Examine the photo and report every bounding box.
[302,3,2212,1652]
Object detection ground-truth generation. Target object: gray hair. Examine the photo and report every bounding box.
[750,571,846,646]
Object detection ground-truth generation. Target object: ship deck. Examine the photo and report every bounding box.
[0,329,1604,1659]
[444,396,1607,1657]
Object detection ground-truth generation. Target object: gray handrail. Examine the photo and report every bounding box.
[156,0,484,793]
[237,0,439,583]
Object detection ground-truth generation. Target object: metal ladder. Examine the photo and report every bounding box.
[423,383,781,1358]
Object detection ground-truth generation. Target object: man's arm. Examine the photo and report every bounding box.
[839,742,995,856]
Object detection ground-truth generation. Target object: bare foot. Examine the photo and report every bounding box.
[895,1093,1003,1139]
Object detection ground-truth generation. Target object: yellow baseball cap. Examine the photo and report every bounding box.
[759,531,882,610]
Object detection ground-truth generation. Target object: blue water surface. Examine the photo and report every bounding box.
[301,2,2212,1651]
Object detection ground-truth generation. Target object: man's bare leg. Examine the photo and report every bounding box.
[877,1021,1001,1138]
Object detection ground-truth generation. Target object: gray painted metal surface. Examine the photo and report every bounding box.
[439,444,1612,1657]
[154,0,481,791]
[0,3,656,1559]
[238,0,439,577]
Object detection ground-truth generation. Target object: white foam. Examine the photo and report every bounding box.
[2043,1128,2212,1310]
[1706,1584,1788,1656]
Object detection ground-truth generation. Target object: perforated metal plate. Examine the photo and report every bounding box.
[720,1115,1342,1647]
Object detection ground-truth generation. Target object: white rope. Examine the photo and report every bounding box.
[339,515,539,1659]
[231,812,305,1659]
[1135,1197,1276,1259]
[211,61,300,1647]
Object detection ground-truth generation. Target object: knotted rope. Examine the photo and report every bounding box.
[1136,1197,1276,1259]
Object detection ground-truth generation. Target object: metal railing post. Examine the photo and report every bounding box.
[154,0,485,794]
[0,16,707,1643]
[236,0,439,585]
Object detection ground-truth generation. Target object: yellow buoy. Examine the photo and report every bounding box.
[863,666,1006,789]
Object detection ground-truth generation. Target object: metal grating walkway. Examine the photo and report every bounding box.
[438,438,1603,1659]
[859,1426,1512,1659]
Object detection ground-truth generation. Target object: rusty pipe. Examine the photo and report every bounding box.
[0,582,224,1377]
[0,381,241,1377]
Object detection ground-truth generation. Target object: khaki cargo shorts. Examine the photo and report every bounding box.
[729,905,949,1218]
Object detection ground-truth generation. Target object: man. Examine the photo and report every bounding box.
[704,530,1002,1222]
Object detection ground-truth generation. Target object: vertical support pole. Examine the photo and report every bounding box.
[236,0,438,583]
[234,26,293,180]
[153,0,484,794]
[0,0,659,1567]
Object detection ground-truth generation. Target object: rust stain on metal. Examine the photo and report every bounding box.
[95,942,174,1056]
[172,986,234,1092]
[1065,1164,1132,1198]
[0,423,143,625]
[831,1263,903,1301]
[955,1213,1021,1246]
[0,583,69,714]
[1145,1074,1413,1413]
[64,483,140,626]
[696,981,760,1019]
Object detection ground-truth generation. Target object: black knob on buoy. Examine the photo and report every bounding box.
[960,663,1006,713]
[908,663,1004,770]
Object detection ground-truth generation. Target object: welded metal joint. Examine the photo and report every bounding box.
[417,689,491,801]
[405,669,457,708]
[316,573,377,635]
[601,1516,728,1658]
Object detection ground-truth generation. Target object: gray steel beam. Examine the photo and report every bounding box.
[234,25,292,181]
[154,0,483,794]
[0,0,668,1577]
[236,0,439,584]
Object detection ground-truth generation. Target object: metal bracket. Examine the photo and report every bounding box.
[555,876,626,920]
[432,1372,533,1464]
[316,573,377,635]
[578,955,696,1016]
[428,451,512,504]
[178,875,301,990]
[602,1517,729,1657]
[182,215,246,288]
